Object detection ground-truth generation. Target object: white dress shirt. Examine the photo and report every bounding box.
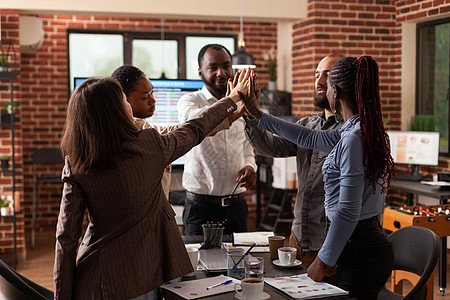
[177,87,257,196]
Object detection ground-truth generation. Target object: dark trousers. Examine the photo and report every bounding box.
[183,192,248,235]
[335,216,394,300]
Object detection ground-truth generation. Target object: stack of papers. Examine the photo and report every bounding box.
[161,275,239,299]
[233,231,274,246]
[264,274,348,299]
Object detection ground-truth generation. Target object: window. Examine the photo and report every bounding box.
[416,20,450,155]
[68,33,123,91]
[185,36,235,79]
[68,30,236,91]
[132,39,178,79]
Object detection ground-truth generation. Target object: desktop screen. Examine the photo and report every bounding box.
[147,79,204,127]
[145,79,203,166]
[387,130,440,166]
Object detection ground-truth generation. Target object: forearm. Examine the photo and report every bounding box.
[244,116,297,157]
[259,113,338,153]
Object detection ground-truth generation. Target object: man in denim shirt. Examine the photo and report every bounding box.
[244,55,343,273]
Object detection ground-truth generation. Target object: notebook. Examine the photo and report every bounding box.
[198,248,245,272]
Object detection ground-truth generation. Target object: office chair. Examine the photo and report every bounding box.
[31,148,64,250]
[377,226,440,300]
[0,259,53,300]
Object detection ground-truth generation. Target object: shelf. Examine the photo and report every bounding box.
[0,42,18,266]
[0,70,18,80]
[0,214,15,220]
[0,113,16,127]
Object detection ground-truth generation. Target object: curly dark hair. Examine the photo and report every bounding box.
[329,56,395,193]
[111,65,146,97]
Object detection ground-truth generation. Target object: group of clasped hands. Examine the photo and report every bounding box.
[225,68,261,120]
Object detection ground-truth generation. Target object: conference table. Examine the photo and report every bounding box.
[162,235,351,300]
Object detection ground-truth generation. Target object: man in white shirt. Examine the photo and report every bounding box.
[178,44,257,235]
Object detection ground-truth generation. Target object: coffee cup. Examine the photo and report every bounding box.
[278,247,297,266]
[185,246,199,277]
[234,278,264,300]
[268,235,285,260]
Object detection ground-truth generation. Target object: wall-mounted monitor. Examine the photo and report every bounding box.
[147,79,204,127]
[387,130,440,180]
[146,79,204,166]
[74,77,90,89]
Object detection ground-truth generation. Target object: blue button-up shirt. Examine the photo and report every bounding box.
[259,113,385,266]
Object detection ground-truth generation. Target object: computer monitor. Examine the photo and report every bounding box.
[73,77,89,89]
[387,130,440,180]
[145,79,204,166]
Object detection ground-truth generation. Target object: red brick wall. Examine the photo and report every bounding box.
[291,0,400,124]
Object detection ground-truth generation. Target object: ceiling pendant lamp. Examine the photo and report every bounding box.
[232,0,256,70]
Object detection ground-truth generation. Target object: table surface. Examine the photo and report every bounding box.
[162,236,350,300]
[390,180,450,201]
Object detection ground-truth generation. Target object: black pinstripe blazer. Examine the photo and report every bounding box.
[53,97,237,300]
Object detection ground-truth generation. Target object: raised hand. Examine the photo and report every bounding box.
[228,68,251,103]
[239,72,263,119]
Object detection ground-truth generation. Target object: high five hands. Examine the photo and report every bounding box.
[226,68,263,121]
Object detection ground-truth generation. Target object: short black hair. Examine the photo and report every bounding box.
[197,44,232,68]
[111,65,146,97]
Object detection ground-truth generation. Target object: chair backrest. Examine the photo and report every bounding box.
[33,148,64,165]
[0,259,53,300]
[390,226,440,300]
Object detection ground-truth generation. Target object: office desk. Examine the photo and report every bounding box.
[162,236,350,300]
[162,252,349,300]
[389,180,450,295]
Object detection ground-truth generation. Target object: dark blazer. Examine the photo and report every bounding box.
[53,97,237,300]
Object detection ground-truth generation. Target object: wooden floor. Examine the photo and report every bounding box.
[10,231,450,299]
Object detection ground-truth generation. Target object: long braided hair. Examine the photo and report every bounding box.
[329,56,395,193]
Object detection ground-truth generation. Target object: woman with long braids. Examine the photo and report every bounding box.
[240,57,395,299]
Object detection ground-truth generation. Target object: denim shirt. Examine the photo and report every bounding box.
[259,113,385,266]
[245,112,343,251]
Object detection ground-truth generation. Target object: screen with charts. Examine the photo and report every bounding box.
[387,130,440,166]
[146,79,204,127]
[144,79,204,166]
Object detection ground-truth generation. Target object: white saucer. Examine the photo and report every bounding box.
[272,259,302,267]
[235,291,270,299]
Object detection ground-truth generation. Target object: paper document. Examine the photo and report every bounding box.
[264,274,348,299]
[161,275,239,299]
[233,231,274,246]
[223,243,269,253]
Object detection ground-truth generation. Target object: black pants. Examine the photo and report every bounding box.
[335,216,394,300]
[183,192,248,235]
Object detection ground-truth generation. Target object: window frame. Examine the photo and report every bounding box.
[67,29,237,94]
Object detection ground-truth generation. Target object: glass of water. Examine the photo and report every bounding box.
[244,256,264,279]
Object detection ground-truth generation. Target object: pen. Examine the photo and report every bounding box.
[231,174,244,194]
[232,243,256,271]
[206,279,233,290]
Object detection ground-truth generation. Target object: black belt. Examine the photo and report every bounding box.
[186,191,244,207]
